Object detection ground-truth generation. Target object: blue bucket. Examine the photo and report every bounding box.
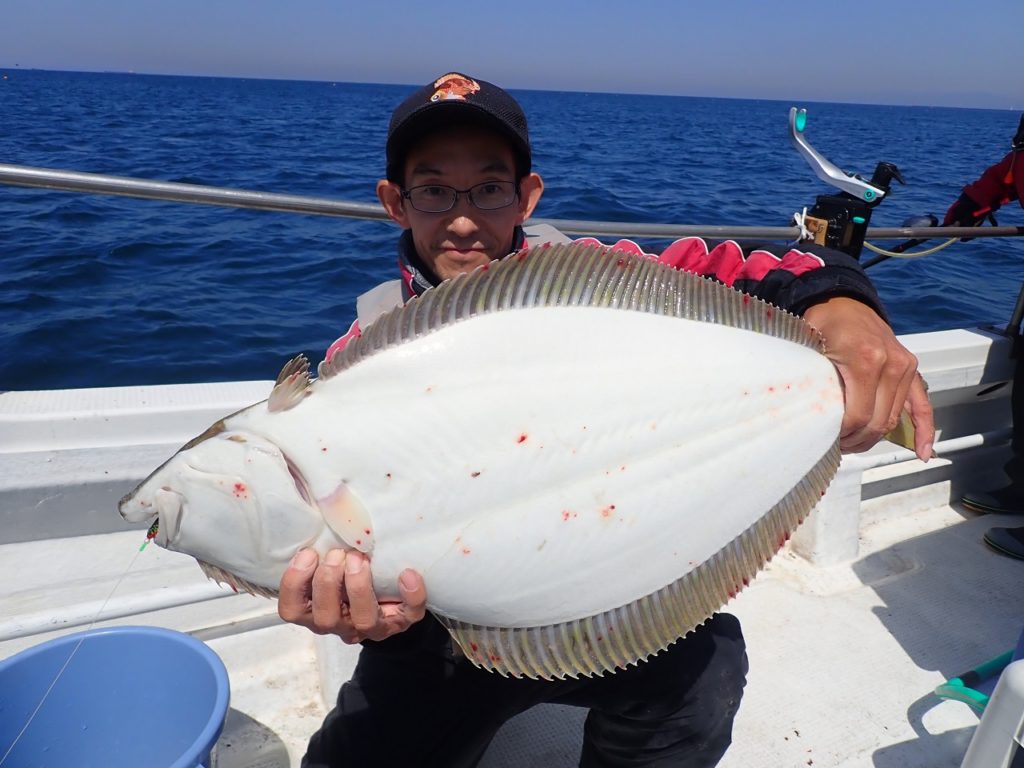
[0,626,230,768]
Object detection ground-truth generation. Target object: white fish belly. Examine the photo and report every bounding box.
[262,305,842,628]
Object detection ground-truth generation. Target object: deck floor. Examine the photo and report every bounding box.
[2,503,1022,767]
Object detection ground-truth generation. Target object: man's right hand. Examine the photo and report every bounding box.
[278,548,427,644]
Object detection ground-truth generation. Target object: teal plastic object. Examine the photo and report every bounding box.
[0,626,230,767]
[935,626,1024,713]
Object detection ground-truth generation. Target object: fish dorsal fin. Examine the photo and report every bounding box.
[317,242,824,382]
[268,354,312,413]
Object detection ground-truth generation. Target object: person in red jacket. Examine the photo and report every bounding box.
[943,114,1024,232]
[950,114,1024,559]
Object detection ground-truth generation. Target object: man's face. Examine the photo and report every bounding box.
[379,125,542,282]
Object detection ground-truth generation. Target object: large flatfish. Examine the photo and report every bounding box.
[119,241,843,679]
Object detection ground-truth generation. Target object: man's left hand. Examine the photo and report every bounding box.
[803,297,934,460]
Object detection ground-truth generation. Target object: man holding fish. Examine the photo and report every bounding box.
[277,73,935,767]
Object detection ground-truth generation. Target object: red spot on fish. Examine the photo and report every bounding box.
[321,447,328,452]
[616,258,626,266]
[620,465,626,472]
[364,528,371,535]
[490,654,502,662]
[232,482,249,498]
[471,471,481,478]
[728,589,736,598]
[470,642,478,652]
[462,547,471,555]
[386,473,392,479]
[600,504,616,518]
[766,308,773,318]
[517,433,528,444]
[517,251,528,261]
[561,510,578,521]
[355,539,362,545]
[596,635,603,642]
[481,263,489,272]
[426,385,433,393]
[742,577,750,586]
[743,294,750,305]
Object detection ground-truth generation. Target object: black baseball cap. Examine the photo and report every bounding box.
[385,72,532,182]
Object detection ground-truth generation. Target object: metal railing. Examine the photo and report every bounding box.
[4,161,1023,241]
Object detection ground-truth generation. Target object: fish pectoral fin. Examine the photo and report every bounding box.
[268,355,312,413]
[319,482,374,554]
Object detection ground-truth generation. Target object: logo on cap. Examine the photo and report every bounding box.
[430,73,480,103]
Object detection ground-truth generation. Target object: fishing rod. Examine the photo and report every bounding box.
[2,161,1022,243]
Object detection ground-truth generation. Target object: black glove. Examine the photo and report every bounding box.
[943,193,994,241]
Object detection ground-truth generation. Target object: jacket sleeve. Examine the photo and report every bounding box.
[962,151,1023,211]
[576,236,888,321]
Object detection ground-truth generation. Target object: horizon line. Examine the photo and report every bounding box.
[0,64,1014,113]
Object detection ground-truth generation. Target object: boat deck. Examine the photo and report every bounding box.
[2,492,1021,767]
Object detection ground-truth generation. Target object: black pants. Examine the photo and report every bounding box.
[302,612,748,768]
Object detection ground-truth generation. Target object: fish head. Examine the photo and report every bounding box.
[118,422,324,593]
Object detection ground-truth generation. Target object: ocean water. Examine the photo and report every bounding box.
[1,69,1022,391]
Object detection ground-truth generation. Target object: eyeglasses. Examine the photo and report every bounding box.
[401,181,518,213]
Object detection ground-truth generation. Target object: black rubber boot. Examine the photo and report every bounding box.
[983,526,1024,560]
[961,336,1024,515]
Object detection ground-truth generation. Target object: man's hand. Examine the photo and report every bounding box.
[278,548,427,643]
[804,297,934,461]
[943,193,992,241]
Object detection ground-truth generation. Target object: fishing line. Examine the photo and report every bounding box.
[862,237,960,259]
[0,532,154,766]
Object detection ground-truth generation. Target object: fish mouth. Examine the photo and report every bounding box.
[119,489,157,523]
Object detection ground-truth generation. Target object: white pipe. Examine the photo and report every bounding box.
[0,582,237,642]
[848,428,1013,472]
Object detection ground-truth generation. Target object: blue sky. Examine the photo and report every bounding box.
[1,0,1020,109]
